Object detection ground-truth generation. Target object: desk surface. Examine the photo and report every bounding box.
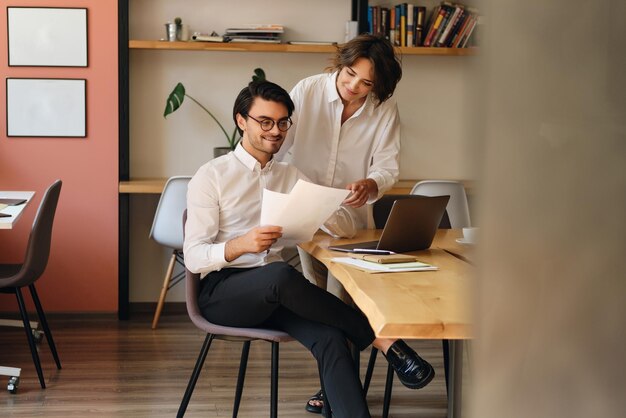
[0,191,35,230]
[299,229,473,340]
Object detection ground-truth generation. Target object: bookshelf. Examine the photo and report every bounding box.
[129,39,476,56]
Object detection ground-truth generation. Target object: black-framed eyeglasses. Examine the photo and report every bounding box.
[247,114,293,132]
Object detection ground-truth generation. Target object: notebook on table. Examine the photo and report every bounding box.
[329,195,450,254]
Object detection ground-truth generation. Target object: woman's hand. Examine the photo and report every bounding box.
[343,178,378,208]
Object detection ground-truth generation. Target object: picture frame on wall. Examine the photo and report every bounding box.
[6,78,87,138]
[7,7,88,67]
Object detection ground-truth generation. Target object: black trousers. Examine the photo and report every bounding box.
[198,262,375,418]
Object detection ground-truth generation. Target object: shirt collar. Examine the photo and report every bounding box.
[326,72,341,103]
[233,142,275,172]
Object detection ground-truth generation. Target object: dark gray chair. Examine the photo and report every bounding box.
[177,267,296,418]
[364,193,451,418]
[0,180,62,389]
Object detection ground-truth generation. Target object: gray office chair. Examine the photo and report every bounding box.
[411,180,471,228]
[177,210,303,417]
[177,269,297,418]
[149,176,191,329]
[0,180,62,389]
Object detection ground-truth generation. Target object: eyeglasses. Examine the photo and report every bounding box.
[247,115,293,132]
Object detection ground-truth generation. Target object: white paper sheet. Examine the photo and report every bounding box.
[331,257,438,273]
[260,179,350,242]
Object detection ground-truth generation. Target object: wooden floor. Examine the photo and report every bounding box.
[0,314,449,417]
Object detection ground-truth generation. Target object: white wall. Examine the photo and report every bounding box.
[128,0,478,302]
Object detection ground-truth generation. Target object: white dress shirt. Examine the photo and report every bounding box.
[184,144,355,277]
[276,72,401,228]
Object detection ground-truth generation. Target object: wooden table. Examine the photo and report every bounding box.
[1,190,35,393]
[299,228,474,418]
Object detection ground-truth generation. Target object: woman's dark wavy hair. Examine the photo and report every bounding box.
[329,34,402,105]
[233,80,295,136]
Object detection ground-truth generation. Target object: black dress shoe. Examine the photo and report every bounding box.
[384,340,435,389]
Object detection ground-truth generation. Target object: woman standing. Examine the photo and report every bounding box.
[278,34,433,414]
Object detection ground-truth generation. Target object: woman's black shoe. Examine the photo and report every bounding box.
[305,389,323,414]
[384,340,435,389]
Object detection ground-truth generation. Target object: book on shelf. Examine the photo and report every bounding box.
[399,3,407,47]
[191,33,225,42]
[406,4,415,47]
[415,6,426,46]
[287,41,337,46]
[229,38,282,44]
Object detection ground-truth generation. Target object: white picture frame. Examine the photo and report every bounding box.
[7,7,88,67]
[6,78,87,138]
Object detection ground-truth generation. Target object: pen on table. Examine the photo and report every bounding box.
[351,249,395,255]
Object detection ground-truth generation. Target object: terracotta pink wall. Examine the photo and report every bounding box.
[0,0,118,312]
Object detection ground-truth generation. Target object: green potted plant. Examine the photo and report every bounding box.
[163,68,266,158]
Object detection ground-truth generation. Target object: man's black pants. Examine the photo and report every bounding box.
[198,262,375,418]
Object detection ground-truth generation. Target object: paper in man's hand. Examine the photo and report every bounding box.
[260,179,350,242]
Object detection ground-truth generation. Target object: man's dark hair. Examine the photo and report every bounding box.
[233,80,295,136]
[329,34,402,105]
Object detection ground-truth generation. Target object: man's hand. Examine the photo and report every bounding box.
[225,226,283,262]
[343,178,378,208]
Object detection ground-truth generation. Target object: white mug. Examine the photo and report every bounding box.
[462,227,478,244]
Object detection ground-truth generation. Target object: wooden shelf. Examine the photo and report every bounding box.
[129,40,477,56]
[119,178,473,195]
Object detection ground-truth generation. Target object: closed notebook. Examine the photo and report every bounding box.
[348,253,418,264]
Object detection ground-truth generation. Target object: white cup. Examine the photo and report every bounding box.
[178,24,190,41]
[462,227,478,244]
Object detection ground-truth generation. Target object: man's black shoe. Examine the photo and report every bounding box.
[384,340,435,389]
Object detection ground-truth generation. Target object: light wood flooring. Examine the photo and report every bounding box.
[1,314,449,417]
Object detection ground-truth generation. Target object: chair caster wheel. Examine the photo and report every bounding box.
[7,376,19,394]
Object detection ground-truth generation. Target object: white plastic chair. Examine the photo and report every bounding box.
[149,176,191,329]
[411,180,471,228]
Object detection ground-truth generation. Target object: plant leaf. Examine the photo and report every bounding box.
[163,83,186,118]
[252,68,266,82]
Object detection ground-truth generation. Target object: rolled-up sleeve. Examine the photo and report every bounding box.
[321,206,357,238]
[183,169,229,275]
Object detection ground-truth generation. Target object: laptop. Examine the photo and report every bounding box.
[329,195,450,254]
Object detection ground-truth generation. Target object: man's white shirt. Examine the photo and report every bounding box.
[184,144,355,277]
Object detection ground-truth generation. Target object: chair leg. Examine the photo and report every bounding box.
[177,334,214,418]
[232,341,251,418]
[363,347,378,396]
[270,342,279,418]
[152,251,177,329]
[443,339,450,396]
[382,363,394,418]
[15,288,46,389]
[28,284,61,370]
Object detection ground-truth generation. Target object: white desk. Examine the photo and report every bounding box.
[1,190,35,393]
[0,191,35,230]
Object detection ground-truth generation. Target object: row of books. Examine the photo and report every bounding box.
[368,2,480,48]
